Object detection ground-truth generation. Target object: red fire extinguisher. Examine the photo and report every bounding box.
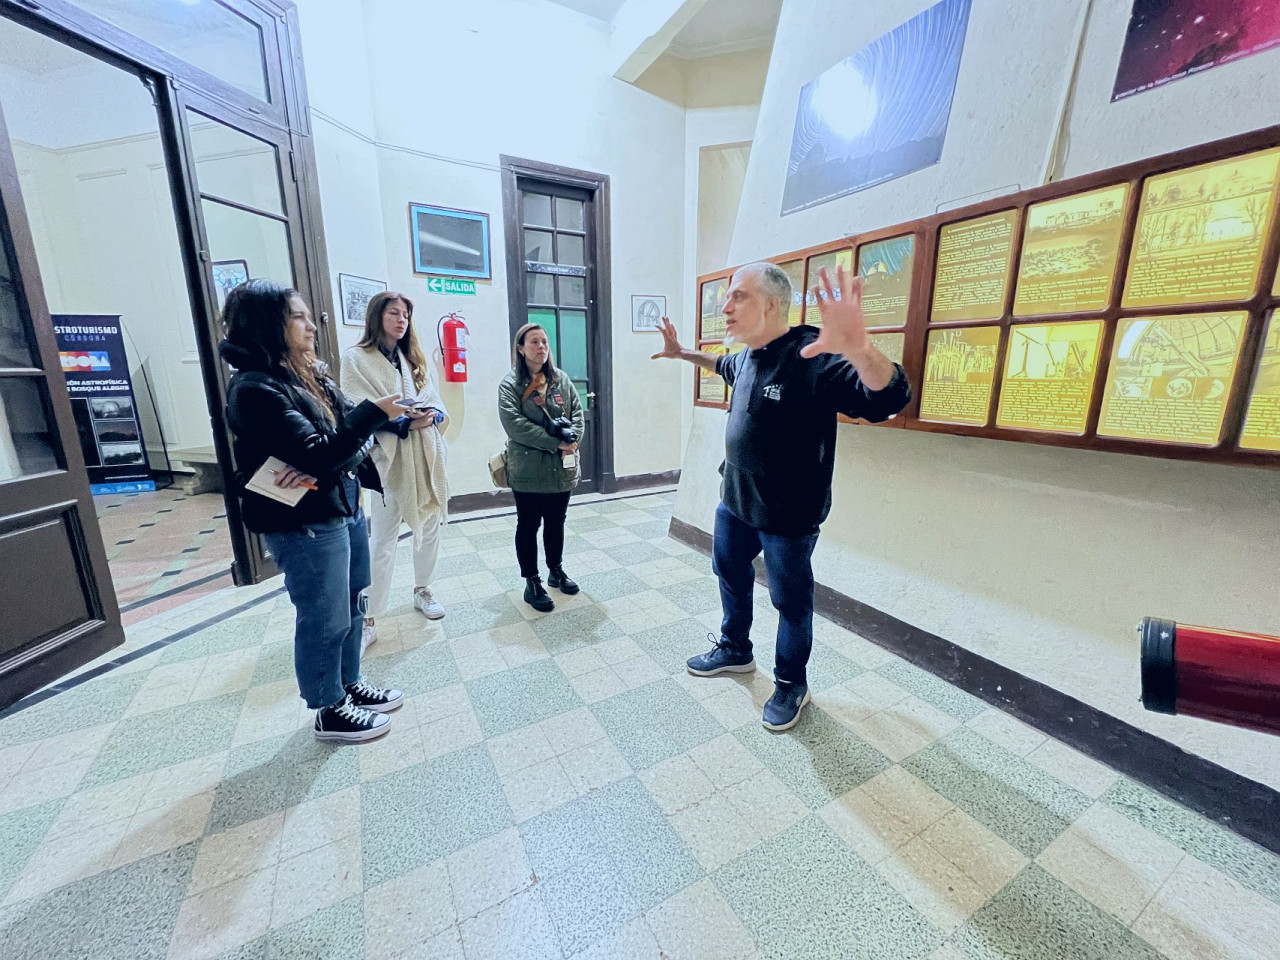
[438,313,469,383]
[1140,616,1280,737]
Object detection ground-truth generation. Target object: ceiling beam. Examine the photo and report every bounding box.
[610,0,711,83]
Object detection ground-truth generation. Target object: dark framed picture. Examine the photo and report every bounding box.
[212,260,249,309]
[408,203,491,279]
[338,273,387,328]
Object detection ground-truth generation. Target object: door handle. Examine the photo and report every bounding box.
[319,311,329,325]
[586,391,597,399]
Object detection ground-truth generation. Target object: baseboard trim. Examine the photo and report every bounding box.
[448,471,679,515]
[613,469,680,492]
[668,516,1280,857]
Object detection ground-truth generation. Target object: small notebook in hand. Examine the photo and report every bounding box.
[245,457,310,507]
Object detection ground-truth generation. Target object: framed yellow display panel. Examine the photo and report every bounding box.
[1123,148,1280,309]
[802,248,853,326]
[778,259,805,326]
[700,278,728,339]
[919,325,1002,425]
[996,321,1104,434]
[857,235,915,329]
[1014,185,1129,316]
[1241,313,1280,451]
[694,126,1280,467]
[696,343,729,404]
[870,332,906,365]
[931,209,1018,323]
[1098,312,1247,445]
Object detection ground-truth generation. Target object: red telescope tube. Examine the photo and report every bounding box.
[1140,617,1280,737]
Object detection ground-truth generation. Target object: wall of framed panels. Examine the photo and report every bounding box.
[693,126,1280,467]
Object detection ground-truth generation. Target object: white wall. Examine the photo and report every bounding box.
[677,0,1280,790]
[295,0,689,494]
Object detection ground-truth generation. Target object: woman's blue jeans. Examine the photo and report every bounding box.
[263,486,371,710]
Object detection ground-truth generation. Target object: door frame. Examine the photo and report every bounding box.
[0,0,337,587]
[500,155,616,493]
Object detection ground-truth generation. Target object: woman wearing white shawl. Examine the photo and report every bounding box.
[341,291,450,651]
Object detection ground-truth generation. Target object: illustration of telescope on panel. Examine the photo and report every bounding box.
[1139,617,1280,737]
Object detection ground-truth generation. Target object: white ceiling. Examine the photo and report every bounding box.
[542,0,628,22]
[669,0,781,59]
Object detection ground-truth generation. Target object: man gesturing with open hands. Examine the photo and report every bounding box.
[653,261,910,730]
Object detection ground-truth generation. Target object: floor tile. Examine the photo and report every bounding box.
[734,708,891,809]
[566,915,661,960]
[500,756,578,822]
[904,729,1090,858]
[558,737,633,794]
[877,662,986,721]
[646,877,756,960]
[721,769,809,840]
[1104,778,1280,906]
[1037,803,1184,924]
[486,723,555,777]
[367,641,460,699]
[639,754,716,816]
[79,692,244,790]
[271,835,362,929]
[877,837,992,933]
[577,569,651,603]
[168,865,277,960]
[592,679,723,770]
[965,709,1047,758]
[956,864,1164,960]
[1132,855,1280,960]
[265,896,363,959]
[190,812,285,895]
[458,888,561,960]
[363,860,455,957]
[466,660,584,739]
[0,840,196,960]
[522,777,703,911]
[538,854,641,956]
[446,827,533,920]
[630,618,714,674]
[670,791,762,871]
[361,745,512,888]
[715,815,943,960]
[112,789,214,867]
[530,605,623,656]
[818,786,918,866]
[0,800,64,901]
[1024,739,1118,800]
[919,808,1028,896]
[439,595,524,641]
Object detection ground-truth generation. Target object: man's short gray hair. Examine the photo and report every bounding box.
[735,261,792,315]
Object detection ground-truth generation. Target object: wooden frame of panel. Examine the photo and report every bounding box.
[693,123,1280,467]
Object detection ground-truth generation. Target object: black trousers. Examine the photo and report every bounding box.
[513,490,572,578]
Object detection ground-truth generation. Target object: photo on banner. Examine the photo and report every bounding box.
[1112,0,1280,102]
[781,0,972,215]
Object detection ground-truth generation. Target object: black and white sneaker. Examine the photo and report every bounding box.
[344,678,404,713]
[314,695,390,742]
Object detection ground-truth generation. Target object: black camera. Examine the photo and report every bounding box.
[547,416,579,444]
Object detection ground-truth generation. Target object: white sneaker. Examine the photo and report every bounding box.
[414,588,445,620]
[361,620,378,654]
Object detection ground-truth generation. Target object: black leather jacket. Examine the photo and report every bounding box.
[220,340,387,534]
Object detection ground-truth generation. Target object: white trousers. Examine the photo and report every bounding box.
[367,485,441,619]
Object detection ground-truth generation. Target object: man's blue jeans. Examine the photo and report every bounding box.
[712,503,819,686]
[263,487,371,710]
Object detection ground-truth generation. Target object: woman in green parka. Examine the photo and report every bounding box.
[498,322,586,612]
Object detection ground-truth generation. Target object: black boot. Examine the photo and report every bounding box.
[523,576,555,612]
[547,565,579,595]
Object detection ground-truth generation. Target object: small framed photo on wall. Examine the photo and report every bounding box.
[409,203,491,279]
[338,274,387,327]
[212,260,249,309]
[631,295,666,332]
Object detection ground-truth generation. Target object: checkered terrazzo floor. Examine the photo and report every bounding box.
[1,492,1277,959]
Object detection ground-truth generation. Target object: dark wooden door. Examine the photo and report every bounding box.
[510,178,612,492]
[0,100,122,708]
